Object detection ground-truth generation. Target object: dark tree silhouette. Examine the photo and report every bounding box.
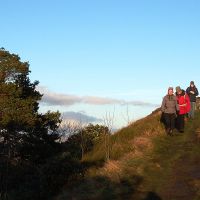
[0,49,82,200]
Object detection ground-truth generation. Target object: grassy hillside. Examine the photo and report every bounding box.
[56,110,200,200]
[83,109,164,163]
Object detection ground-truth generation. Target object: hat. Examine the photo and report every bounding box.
[168,87,173,91]
[176,86,181,93]
[190,81,194,85]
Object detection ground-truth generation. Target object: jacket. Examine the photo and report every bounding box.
[161,95,179,114]
[186,86,199,102]
[176,90,190,115]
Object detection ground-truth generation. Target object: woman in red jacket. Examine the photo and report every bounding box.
[175,86,191,133]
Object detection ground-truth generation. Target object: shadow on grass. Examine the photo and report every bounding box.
[143,191,162,200]
[59,174,162,200]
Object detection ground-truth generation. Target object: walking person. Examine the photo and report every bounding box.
[161,87,179,135]
[175,86,190,133]
[186,81,199,119]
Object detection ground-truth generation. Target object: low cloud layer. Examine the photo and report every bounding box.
[62,111,102,123]
[38,86,159,107]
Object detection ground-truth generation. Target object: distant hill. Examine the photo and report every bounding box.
[56,109,200,200]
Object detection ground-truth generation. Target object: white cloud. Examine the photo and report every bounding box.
[37,86,159,107]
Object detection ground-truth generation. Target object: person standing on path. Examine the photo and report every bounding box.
[186,81,199,119]
[175,86,190,133]
[161,87,179,135]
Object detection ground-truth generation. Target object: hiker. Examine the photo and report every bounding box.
[175,86,190,133]
[161,87,179,135]
[186,81,199,119]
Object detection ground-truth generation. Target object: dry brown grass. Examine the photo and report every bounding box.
[87,135,154,183]
[133,136,153,152]
[87,160,123,182]
[102,160,122,175]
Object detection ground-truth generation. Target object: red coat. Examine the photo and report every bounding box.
[176,92,190,115]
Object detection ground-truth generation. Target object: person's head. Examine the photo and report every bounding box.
[190,81,194,87]
[176,86,182,95]
[168,87,173,95]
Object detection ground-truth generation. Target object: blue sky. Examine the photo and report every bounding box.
[1,0,200,128]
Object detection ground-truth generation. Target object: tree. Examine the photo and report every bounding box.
[103,111,114,162]
[0,48,62,199]
[64,123,109,160]
[81,123,109,154]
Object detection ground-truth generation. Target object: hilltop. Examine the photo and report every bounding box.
[56,109,200,200]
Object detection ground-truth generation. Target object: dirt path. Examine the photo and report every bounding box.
[161,129,200,200]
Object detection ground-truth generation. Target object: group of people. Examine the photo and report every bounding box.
[161,81,199,135]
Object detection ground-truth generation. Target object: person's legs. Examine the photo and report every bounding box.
[179,114,185,132]
[188,102,195,119]
[176,114,181,131]
[176,114,184,132]
[170,113,176,131]
[191,102,196,119]
[164,113,171,134]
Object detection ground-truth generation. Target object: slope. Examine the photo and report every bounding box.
[56,110,200,200]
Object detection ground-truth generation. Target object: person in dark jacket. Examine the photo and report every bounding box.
[176,86,190,133]
[161,87,179,135]
[186,81,199,119]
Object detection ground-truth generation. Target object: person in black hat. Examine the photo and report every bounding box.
[186,81,199,119]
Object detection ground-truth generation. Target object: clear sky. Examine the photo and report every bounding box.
[1,0,200,129]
